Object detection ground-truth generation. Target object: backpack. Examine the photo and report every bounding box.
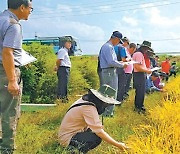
[67,102,96,113]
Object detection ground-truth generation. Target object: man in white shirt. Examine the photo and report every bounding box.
[56,37,72,103]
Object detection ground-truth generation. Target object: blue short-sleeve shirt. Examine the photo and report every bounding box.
[114,44,127,61]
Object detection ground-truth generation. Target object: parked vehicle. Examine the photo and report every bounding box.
[23,36,82,56]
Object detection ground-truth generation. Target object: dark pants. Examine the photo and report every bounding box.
[57,66,70,99]
[124,73,132,96]
[169,71,176,77]
[117,68,126,102]
[68,130,102,153]
[165,73,169,81]
[133,72,146,109]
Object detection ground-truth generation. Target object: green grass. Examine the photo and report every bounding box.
[14,89,166,154]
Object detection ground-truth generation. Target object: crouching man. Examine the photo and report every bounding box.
[58,85,129,153]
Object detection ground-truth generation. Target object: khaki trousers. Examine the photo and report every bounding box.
[0,64,22,151]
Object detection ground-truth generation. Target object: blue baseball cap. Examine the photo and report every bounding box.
[111,31,123,43]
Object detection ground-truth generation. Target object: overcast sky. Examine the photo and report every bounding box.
[1,0,180,55]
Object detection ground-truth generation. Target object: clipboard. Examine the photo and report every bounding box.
[120,60,139,65]
[151,67,161,72]
[20,49,37,66]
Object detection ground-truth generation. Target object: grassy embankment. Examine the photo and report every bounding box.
[15,56,180,154]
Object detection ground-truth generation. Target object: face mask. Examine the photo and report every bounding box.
[84,92,109,115]
[96,103,109,115]
[97,106,105,115]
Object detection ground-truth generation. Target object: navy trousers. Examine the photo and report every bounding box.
[124,73,132,96]
[133,72,146,109]
[57,66,70,99]
[117,68,126,102]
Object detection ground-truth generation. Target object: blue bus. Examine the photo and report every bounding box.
[23,36,82,56]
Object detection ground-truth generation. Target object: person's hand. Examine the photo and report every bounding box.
[123,63,128,68]
[117,142,130,151]
[54,66,58,71]
[160,89,166,92]
[126,58,131,62]
[8,80,20,96]
[146,69,152,74]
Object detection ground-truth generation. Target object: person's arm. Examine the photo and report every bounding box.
[83,106,129,151]
[54,59,61,71]
[151,86,162,92]
[96,130,129,151]
[104,46,126,68]
[56,59,61,68]
[121,57,127,62]
[150,81,162,92]
[2,47,19,96]
[106,54,125,68]
[56,49,65,68]
[134,63,152,74]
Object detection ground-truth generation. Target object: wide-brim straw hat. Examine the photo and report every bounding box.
[90,84,121,105]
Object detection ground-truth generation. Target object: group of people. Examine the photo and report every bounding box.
[97,31,152,115]
[161,57,177,81]
[97,31,178,115]
[58,31,178,153]
[0,0,178,153]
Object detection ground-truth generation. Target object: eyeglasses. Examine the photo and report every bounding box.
[28,6,33,12]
